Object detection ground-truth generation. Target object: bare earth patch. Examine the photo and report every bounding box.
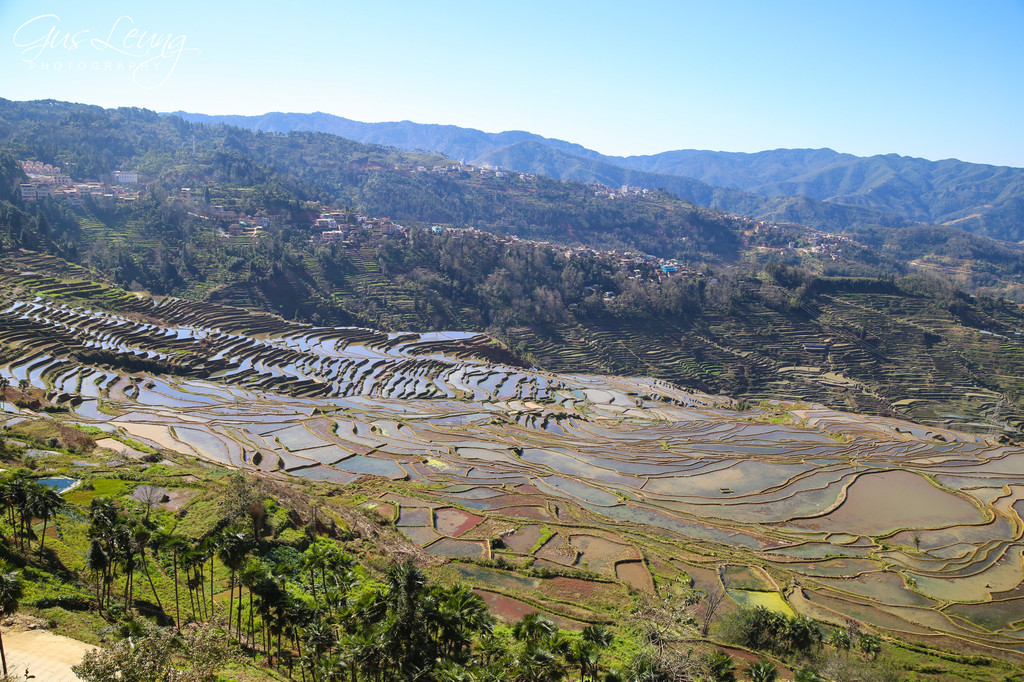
[2,626,96,682]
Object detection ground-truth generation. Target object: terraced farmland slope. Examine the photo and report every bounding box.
[3,283,1024,663]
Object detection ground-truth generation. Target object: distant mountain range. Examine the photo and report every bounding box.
[172,110,1024,241]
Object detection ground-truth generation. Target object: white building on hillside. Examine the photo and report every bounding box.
[111,170,138,184]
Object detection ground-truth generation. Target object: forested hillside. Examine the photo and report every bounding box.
[6,99,1024,433]
[175,109,1024,239]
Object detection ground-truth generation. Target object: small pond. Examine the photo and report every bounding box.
[37,476,79,493]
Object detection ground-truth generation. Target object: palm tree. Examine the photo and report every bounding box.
[383,558,432,675]
[566,639,598,682]
[0,377,9,410]
[303,537,356,606]
[152,530,188,630]
[784,615,820,655]
[301,537,329,600]
[112,522,138,609]
[303,617,335,677]
[2,477,32,552]
[0,478,19,544]
[200,533,218,619]
[16,480,46,553]
[581,624,612,649]
[239,558,270,652]
[512,612,557,647]
[434,584,494,659]
[339,628,385,682]
[0,564,24,678]
[515,644,564,682]
[85,538,109,614]
[704,650,736,682]
[579,624,613,681]
[476,630,510,669]
[32,485,66,553]
[434,659,479,682]
[624,650,666,682]
[87,496,120,602]
[133,523,164,613]
[792,666,825,682]
[745,660,778,682]
[858,633,882,660]
[826,628,851,651]
[181,540,206,622]
[218,529,250,641]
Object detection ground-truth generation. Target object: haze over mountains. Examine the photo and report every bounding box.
[173,110,1024,241]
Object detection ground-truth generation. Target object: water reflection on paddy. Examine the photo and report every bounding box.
[12,295,1024,653]
[791,470,985,535]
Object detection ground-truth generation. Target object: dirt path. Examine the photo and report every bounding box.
[2,628,96,682]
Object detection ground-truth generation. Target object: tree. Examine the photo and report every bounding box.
[745,659,778,682]
[73,620,230,682]
[858,633,882,660]
[581,624,613,649]
[631,586,700,659]
[513,612,558,647]
[31,485,66,553]
[85,538,109,614]
[703,651,736,682]
[792,666,825,682]
[382,558,433,675]
[696,586,726,637]
[433,584,494,659]
[826,628,851,651]
[301,536,354,602]
[566,639,599,682]
[238,558,271,652]
[0,564,24,678]
[578,625,614,681]
[1,477,33,552]
[217,529,250,642]
[515,644,565,682]
[783,615,821,655]
[152,530,187,630]
[133,523,163,614]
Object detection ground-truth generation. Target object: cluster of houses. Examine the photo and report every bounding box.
[307,197,702,293]
[727,210,855,259]
[802,232,854,259]
[18,161,140,205]
[409,162,535,182]
[560,244,696,279]
[176,187,270,237]
[593,185,651,200]
[311,211,404,242]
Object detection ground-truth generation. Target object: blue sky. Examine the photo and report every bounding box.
[2,0,1022,166]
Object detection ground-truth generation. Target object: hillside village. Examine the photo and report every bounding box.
[18,161,141,205]
[16,154,861,296]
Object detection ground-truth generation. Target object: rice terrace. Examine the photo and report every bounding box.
[3,259,1024,672]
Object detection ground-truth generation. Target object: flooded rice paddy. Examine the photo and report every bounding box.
[4,295,1024,657]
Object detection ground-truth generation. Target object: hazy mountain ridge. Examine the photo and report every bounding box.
[172,110,600,164]
[174,111,911,232]
[173,110,1024,239]
[472,140,912,231]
